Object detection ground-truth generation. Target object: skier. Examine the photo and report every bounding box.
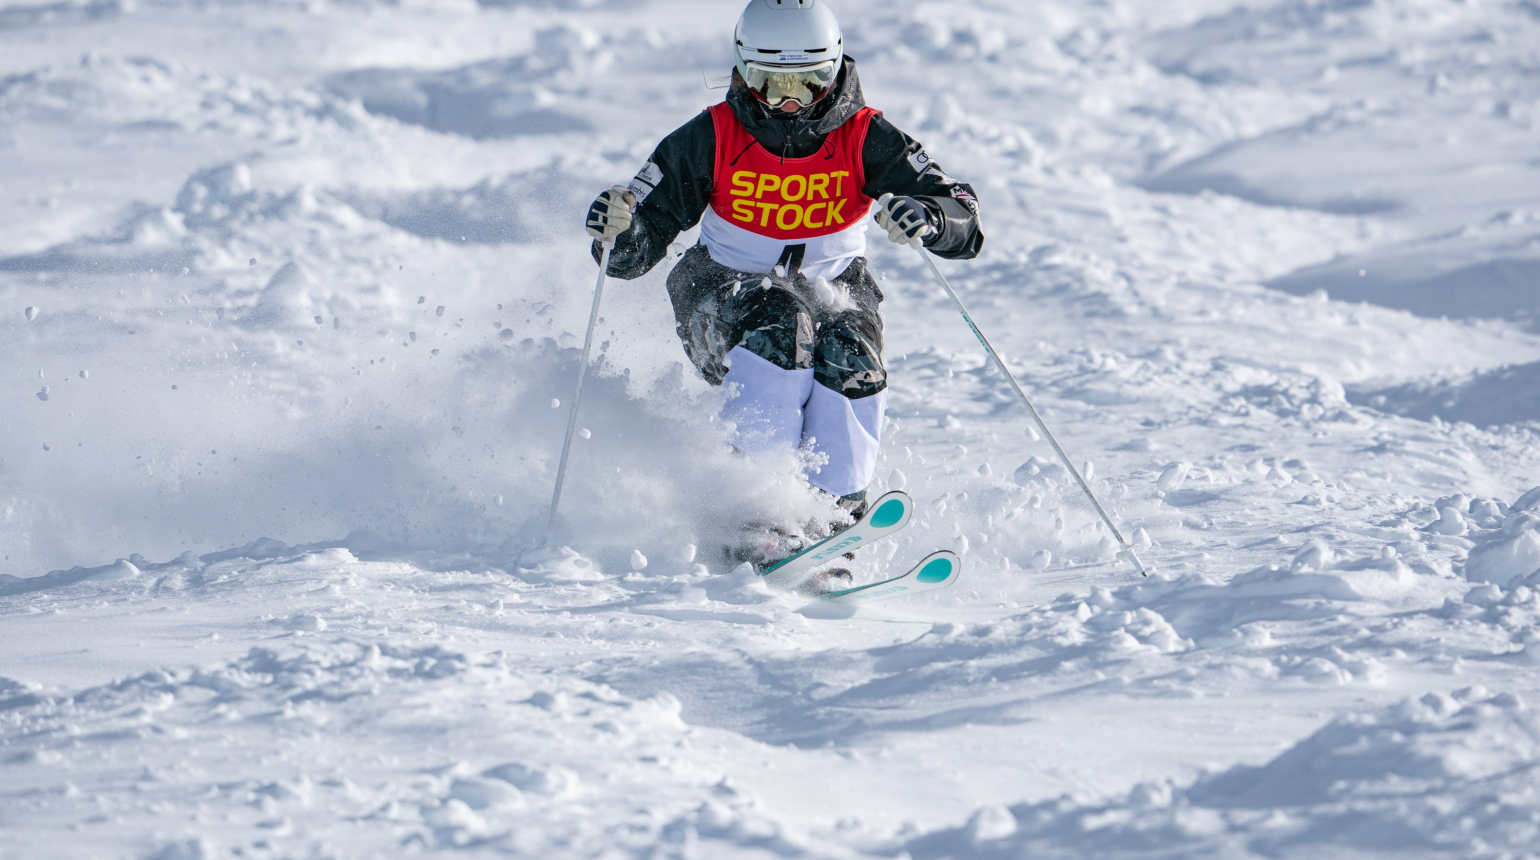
[585,0,983,573]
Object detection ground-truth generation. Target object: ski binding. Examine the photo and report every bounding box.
[758,490,913,588]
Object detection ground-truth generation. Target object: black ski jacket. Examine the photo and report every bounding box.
[594,59,984,279]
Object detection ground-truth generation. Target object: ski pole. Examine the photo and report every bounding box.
[546,240,613,545]
[909,240,1148,577]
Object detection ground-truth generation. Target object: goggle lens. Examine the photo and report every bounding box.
[744,61,837,107]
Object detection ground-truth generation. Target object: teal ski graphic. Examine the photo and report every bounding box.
[819,550,962,606]
[758,490,913,588]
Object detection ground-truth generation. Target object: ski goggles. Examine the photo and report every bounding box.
[743,60,838,108]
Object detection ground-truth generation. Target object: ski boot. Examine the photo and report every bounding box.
[729,523,812,573]
[797,567,854,596]
[805,489,869,561]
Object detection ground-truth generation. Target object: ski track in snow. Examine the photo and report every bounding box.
[5,0,1540,857]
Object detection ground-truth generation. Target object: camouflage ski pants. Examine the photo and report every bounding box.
[666,244,887,500]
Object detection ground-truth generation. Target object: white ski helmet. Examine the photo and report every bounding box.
[733,0,844,109]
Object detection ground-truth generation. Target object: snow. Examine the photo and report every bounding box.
[5,0,1540,856]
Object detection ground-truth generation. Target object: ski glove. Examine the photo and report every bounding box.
[874,193,936,245]
[586,186,637,241]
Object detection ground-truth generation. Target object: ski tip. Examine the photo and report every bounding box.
[819,549,962,606]
[866,490,913,531]
[913,550,962,587]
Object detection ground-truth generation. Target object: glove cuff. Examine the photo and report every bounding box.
[917,198,945,242]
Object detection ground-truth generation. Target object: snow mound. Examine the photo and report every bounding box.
[686,552,1433,748]
[1270,239,1540,323]
[325,26,606,139]
[2,160,372,280]
[1138,0,1540,326]
[906,688,1540,858]
[0,52,364,134]
[1351,360,1540,427]
[0,638,811,857]
[0,0,129,31]
[1461,488,1540,588]
[337,168,591,245]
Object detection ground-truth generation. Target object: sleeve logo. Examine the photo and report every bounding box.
[629,161,664,204]
[950,186,980,218]
[907,147,955,185]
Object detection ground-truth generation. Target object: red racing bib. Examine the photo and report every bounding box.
[708,102,879,241]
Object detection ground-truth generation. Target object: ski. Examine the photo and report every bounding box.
[819,550,962,606]
[757,490,914,588]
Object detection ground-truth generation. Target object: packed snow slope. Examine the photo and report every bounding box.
[5,0,1540,857]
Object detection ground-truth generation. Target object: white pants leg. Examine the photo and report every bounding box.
[801,383,887,498]
[721,346,813,456]
[721,346,886,498]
